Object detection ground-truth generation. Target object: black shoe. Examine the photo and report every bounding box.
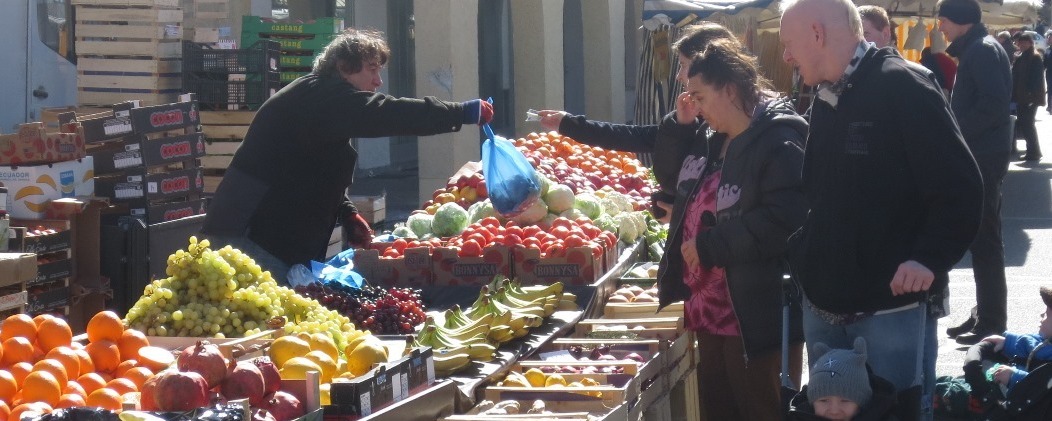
[946,316,976,338]
[955,329,1000,345]
[1023,155,1042,162]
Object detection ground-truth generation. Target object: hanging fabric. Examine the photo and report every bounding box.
[903,18,928,51]
[929,25,948,53]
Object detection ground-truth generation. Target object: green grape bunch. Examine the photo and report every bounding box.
[124,237,363,351]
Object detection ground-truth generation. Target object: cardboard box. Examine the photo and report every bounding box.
[386,347,434,397]
[27,284,71,314]
[0,122,86,166]
[329,375,377,418]
[128,198,208,224]
[349,194,385,224]
[66,107,135,143]
[0,157,95,219]
[0,253,37,287]
[0,290,27,311]
[94,167,204,202]
[512,246,602,286]
[431,245,512,286]
[7,226,73,254]
[129,100,201,135]
[32,258,72,287]
[369,365,396,412]
[91,132,206,174]
[352,248,432,287]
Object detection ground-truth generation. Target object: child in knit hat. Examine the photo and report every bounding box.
[788,337,900,421]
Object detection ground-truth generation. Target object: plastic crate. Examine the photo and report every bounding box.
[182,72,280,110]
[242,33,336,52]
[182,40,280,74]
[241,16,343,36]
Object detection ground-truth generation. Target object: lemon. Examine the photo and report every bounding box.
[279,357,323,380]
[270,336,312,368]
[343,334,370,357]
[304,350,338,382]
[524,368,547,387]
[308,332,340,361]
[544,374,567,387]
[345,337,388,376]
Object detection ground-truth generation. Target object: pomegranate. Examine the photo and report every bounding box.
[153,370,210,411]
[252,409,277,421]
[177,340,229,387]
[140,374,160,410]
[221,361,267,405]
[251,356,282,395]
[260,391,305,421]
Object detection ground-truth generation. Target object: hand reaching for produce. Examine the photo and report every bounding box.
[343,212,373,249]
[675,91,700,125]
[536,110,568,131]
[462,99,495,125]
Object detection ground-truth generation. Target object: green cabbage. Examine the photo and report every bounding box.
[511,198,548,225]
[544,184,575,213]
[406,213,434,238]
[432,203,469,237]
[559,208,588,221]
[391,224,417,239]
[467,199,500,223]
[574,193,603,220]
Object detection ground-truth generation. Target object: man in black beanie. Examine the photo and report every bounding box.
[937,0,1014,345]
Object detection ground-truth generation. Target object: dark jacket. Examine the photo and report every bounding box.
[787,46,983,314]
[202,74,467,266]
[1013,47,1047,107]
[946,24,1013,156]
[655,98,808,357]
[558,112,694,197]
[787,374,902,421]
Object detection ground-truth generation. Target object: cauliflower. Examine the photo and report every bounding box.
[594,214,617,234]
[559,208,588,221]
[614,212,644,244]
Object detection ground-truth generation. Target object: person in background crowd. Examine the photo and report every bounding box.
[1045,31,1052,114]
[998,31,1017,64]
[788,338,902,421]
[535,22,742,223]
[921,47,957,97]
[859,5,894,49]
[1011,32,1046,161]
[780,1,983,420]
[201,29,493,283]
[655,39,808,420]
[937,0,1014,346]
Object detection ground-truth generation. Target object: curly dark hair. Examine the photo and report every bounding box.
[312,28,391,77]
[672,21,740,56]
[687,39,773,113]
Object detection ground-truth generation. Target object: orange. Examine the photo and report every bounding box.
[106,377,137,395]
[74,348,95,374]
[77,373,107,395]
[31,359,69,386]
[0,401,8,421]
[8,362,32,389]
[85,388,122,411]
[45,347,81,379]
[0,337,35,367]
[8,402,51,421]
[86,311,124,344]
[0,314,37,343]
[22,371,61,406]
[57,393,86,408]
[0,369,16,402]
[122,367,153,390]
[64,380,86,397]
[32,313,55,328]
[114,359,138,376]
[97,372,113,383]
[136,346,175,372]
[85,340,120,374]
[117,329,149,362]
[36,317,72,352]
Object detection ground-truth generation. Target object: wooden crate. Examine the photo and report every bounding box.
[74,7,183,57]
[201,110,253,139]
[183,0,231,43]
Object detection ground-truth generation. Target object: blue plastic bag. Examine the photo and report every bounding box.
[481,124,541,217]
[286,248,365,290]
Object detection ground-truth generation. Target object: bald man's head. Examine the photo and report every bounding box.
[780,0,866,86]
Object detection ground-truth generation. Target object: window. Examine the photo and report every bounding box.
[37,0,75,63]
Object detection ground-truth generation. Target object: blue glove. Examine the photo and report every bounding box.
[462,99,494,125]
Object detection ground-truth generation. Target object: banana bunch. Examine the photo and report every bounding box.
[414,316,497,376]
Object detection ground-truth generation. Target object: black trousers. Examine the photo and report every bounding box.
[1015,103,1042,159]
[970,152,1010,333]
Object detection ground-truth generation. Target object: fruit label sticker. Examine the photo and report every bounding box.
[59,170,75,198]
[113,150,144,169]
[102,117,133,137]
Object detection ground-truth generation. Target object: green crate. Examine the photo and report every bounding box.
[242,33,336,52]
[279,54,318,68]
[241,16,343,36]
[280,71,311,83]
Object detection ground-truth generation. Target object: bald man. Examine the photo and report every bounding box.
[780,0,983,416]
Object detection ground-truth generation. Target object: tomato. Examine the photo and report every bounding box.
[468,233,488,247]
[392,239,408,254]
[523,237,541,249]
[579,223,601,239]
[504,234,522,247]
[407,240,421,248]
[589,242,604,258]
[491,235,506,245]
[480,217,501,228]
[551,217,574,230]
[523,226,542,238]
[550,226,571,240]
[604,232,618,249]
[564,234,586,249]
[505,226,524,239]
[383,248,400,258]
[460,239,483,257]
[575,217,592,226]
[569,227,586,239]
[505,220,519,228]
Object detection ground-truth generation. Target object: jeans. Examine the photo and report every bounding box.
[802,297,926,394]
[970,153,1010,333]
[1015,103,1041,159]
[201,233,292,285]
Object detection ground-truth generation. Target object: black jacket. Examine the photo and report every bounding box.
[655,98,808,357]
[787,374,903,421]
[1013,47,1047,107]
[558,112,694,197]
[202,74,467,267]
[946,24,1013,156]
[787,47,983,314]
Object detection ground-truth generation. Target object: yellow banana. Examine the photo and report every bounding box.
[433,352,472,376]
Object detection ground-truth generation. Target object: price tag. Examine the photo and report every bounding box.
[359,392,371,416]
[400,372,409,401]
[539,350,578,362]
[426,358,435,384]
[391,371,403,401]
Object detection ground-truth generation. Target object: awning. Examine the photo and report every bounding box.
[643,0,776,22]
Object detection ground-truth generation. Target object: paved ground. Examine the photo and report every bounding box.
[936,109,1052,378]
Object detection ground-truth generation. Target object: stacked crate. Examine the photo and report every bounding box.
[182,40,281,111]
[241,16,344,85]
[79,98,208,224]
[72,0,184,106]
[199,110,253,194]
[181,0,231,43]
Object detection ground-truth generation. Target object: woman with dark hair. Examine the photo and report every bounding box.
[655,39,809,420]
[534,22,742,221]
[201,29,493,282]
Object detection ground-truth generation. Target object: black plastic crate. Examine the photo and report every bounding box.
[182,40,281,74]
[182,72,280,110]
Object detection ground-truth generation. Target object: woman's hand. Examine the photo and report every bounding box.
[537,110,568,132]
[675,92,699,125]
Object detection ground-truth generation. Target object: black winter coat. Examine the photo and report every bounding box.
[655,98,808,358]
[202,74,468,267]
[945,23,1013,156]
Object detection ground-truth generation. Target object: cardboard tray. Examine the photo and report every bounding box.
[446,400,628,421]
[574,317,685,341]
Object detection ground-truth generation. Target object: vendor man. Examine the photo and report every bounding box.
[201,28,493,283]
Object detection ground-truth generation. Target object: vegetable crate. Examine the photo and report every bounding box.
[182,40,281,111]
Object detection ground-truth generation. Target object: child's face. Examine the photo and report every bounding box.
[814,396,860,421]
[1040,306,1052,339]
